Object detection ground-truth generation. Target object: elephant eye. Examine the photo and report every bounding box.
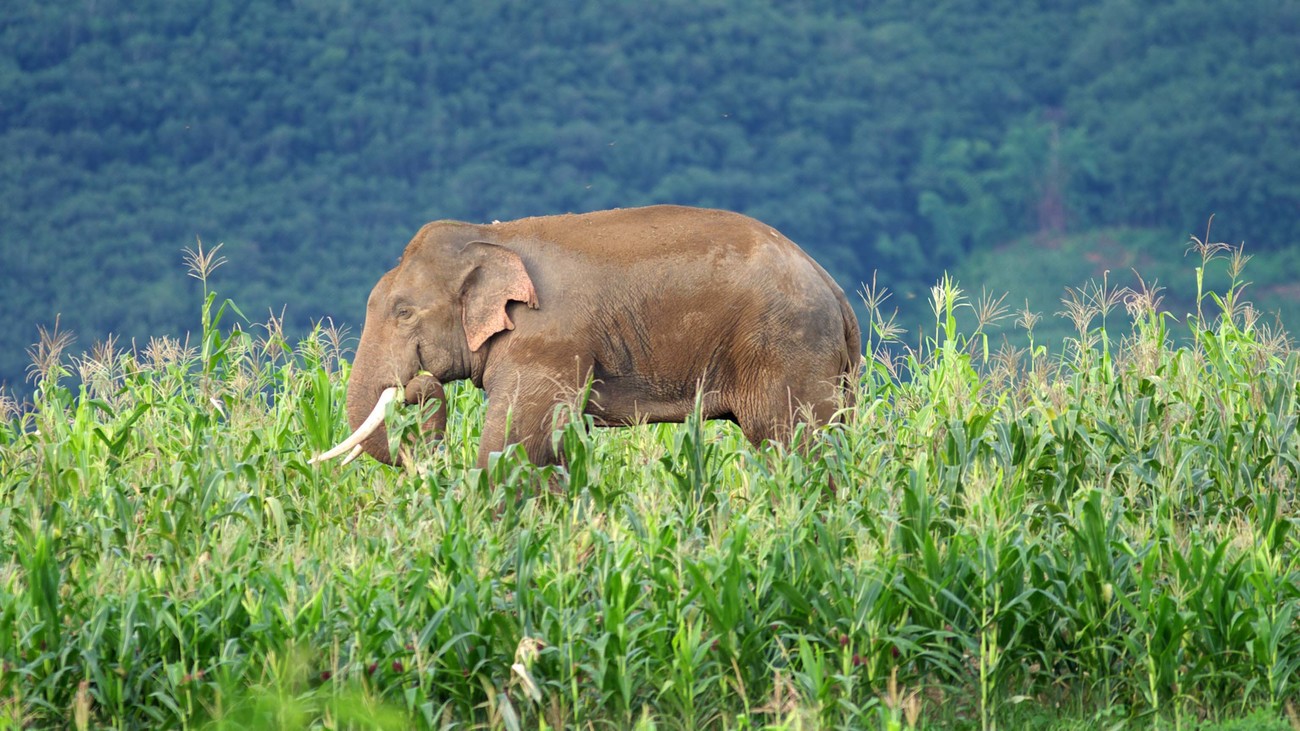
[395,305,415,320]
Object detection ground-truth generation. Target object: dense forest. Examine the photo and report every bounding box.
[2,0,1298,393]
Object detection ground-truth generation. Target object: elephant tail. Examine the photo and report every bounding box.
[837,287,862,420]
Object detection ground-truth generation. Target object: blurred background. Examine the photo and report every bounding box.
[3,0,1298,395]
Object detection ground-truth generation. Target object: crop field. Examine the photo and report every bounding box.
[2,244,1299,730]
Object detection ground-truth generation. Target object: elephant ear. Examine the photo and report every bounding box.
[459,241,540,352]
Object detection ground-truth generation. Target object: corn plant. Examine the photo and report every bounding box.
[1,238,1299,729]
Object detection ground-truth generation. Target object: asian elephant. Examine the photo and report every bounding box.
[312,205,861,469]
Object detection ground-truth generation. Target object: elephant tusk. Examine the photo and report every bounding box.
[339,444,364,466]
[308,386,398,464]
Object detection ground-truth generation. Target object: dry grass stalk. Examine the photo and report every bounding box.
[26,316,75,385]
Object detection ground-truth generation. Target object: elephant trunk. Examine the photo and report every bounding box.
[341,326,386,460]
[344,372,399,464]
[342,354,447,465]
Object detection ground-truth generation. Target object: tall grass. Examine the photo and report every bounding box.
[1,238,1298,730]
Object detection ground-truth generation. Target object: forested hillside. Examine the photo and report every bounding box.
[2,0,1298,393]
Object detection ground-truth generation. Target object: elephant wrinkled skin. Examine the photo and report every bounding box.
[334,205,861,467]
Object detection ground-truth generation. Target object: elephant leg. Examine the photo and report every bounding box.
[734,375,839,451]
[735,394,793,449]
[477,398,566,469]
[477,363,587,469]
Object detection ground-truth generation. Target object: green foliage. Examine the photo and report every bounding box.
[3,252,1300,729]
[3,0,1299,392]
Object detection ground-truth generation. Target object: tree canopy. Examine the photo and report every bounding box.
[2,0,1297,391]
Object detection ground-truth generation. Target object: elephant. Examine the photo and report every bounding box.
[311,205,861,469]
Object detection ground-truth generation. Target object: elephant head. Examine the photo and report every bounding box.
[313,232,539,465]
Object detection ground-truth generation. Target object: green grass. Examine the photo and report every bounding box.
[2,243,1299,730]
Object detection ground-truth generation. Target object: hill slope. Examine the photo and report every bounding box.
[2,0,1297,392]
